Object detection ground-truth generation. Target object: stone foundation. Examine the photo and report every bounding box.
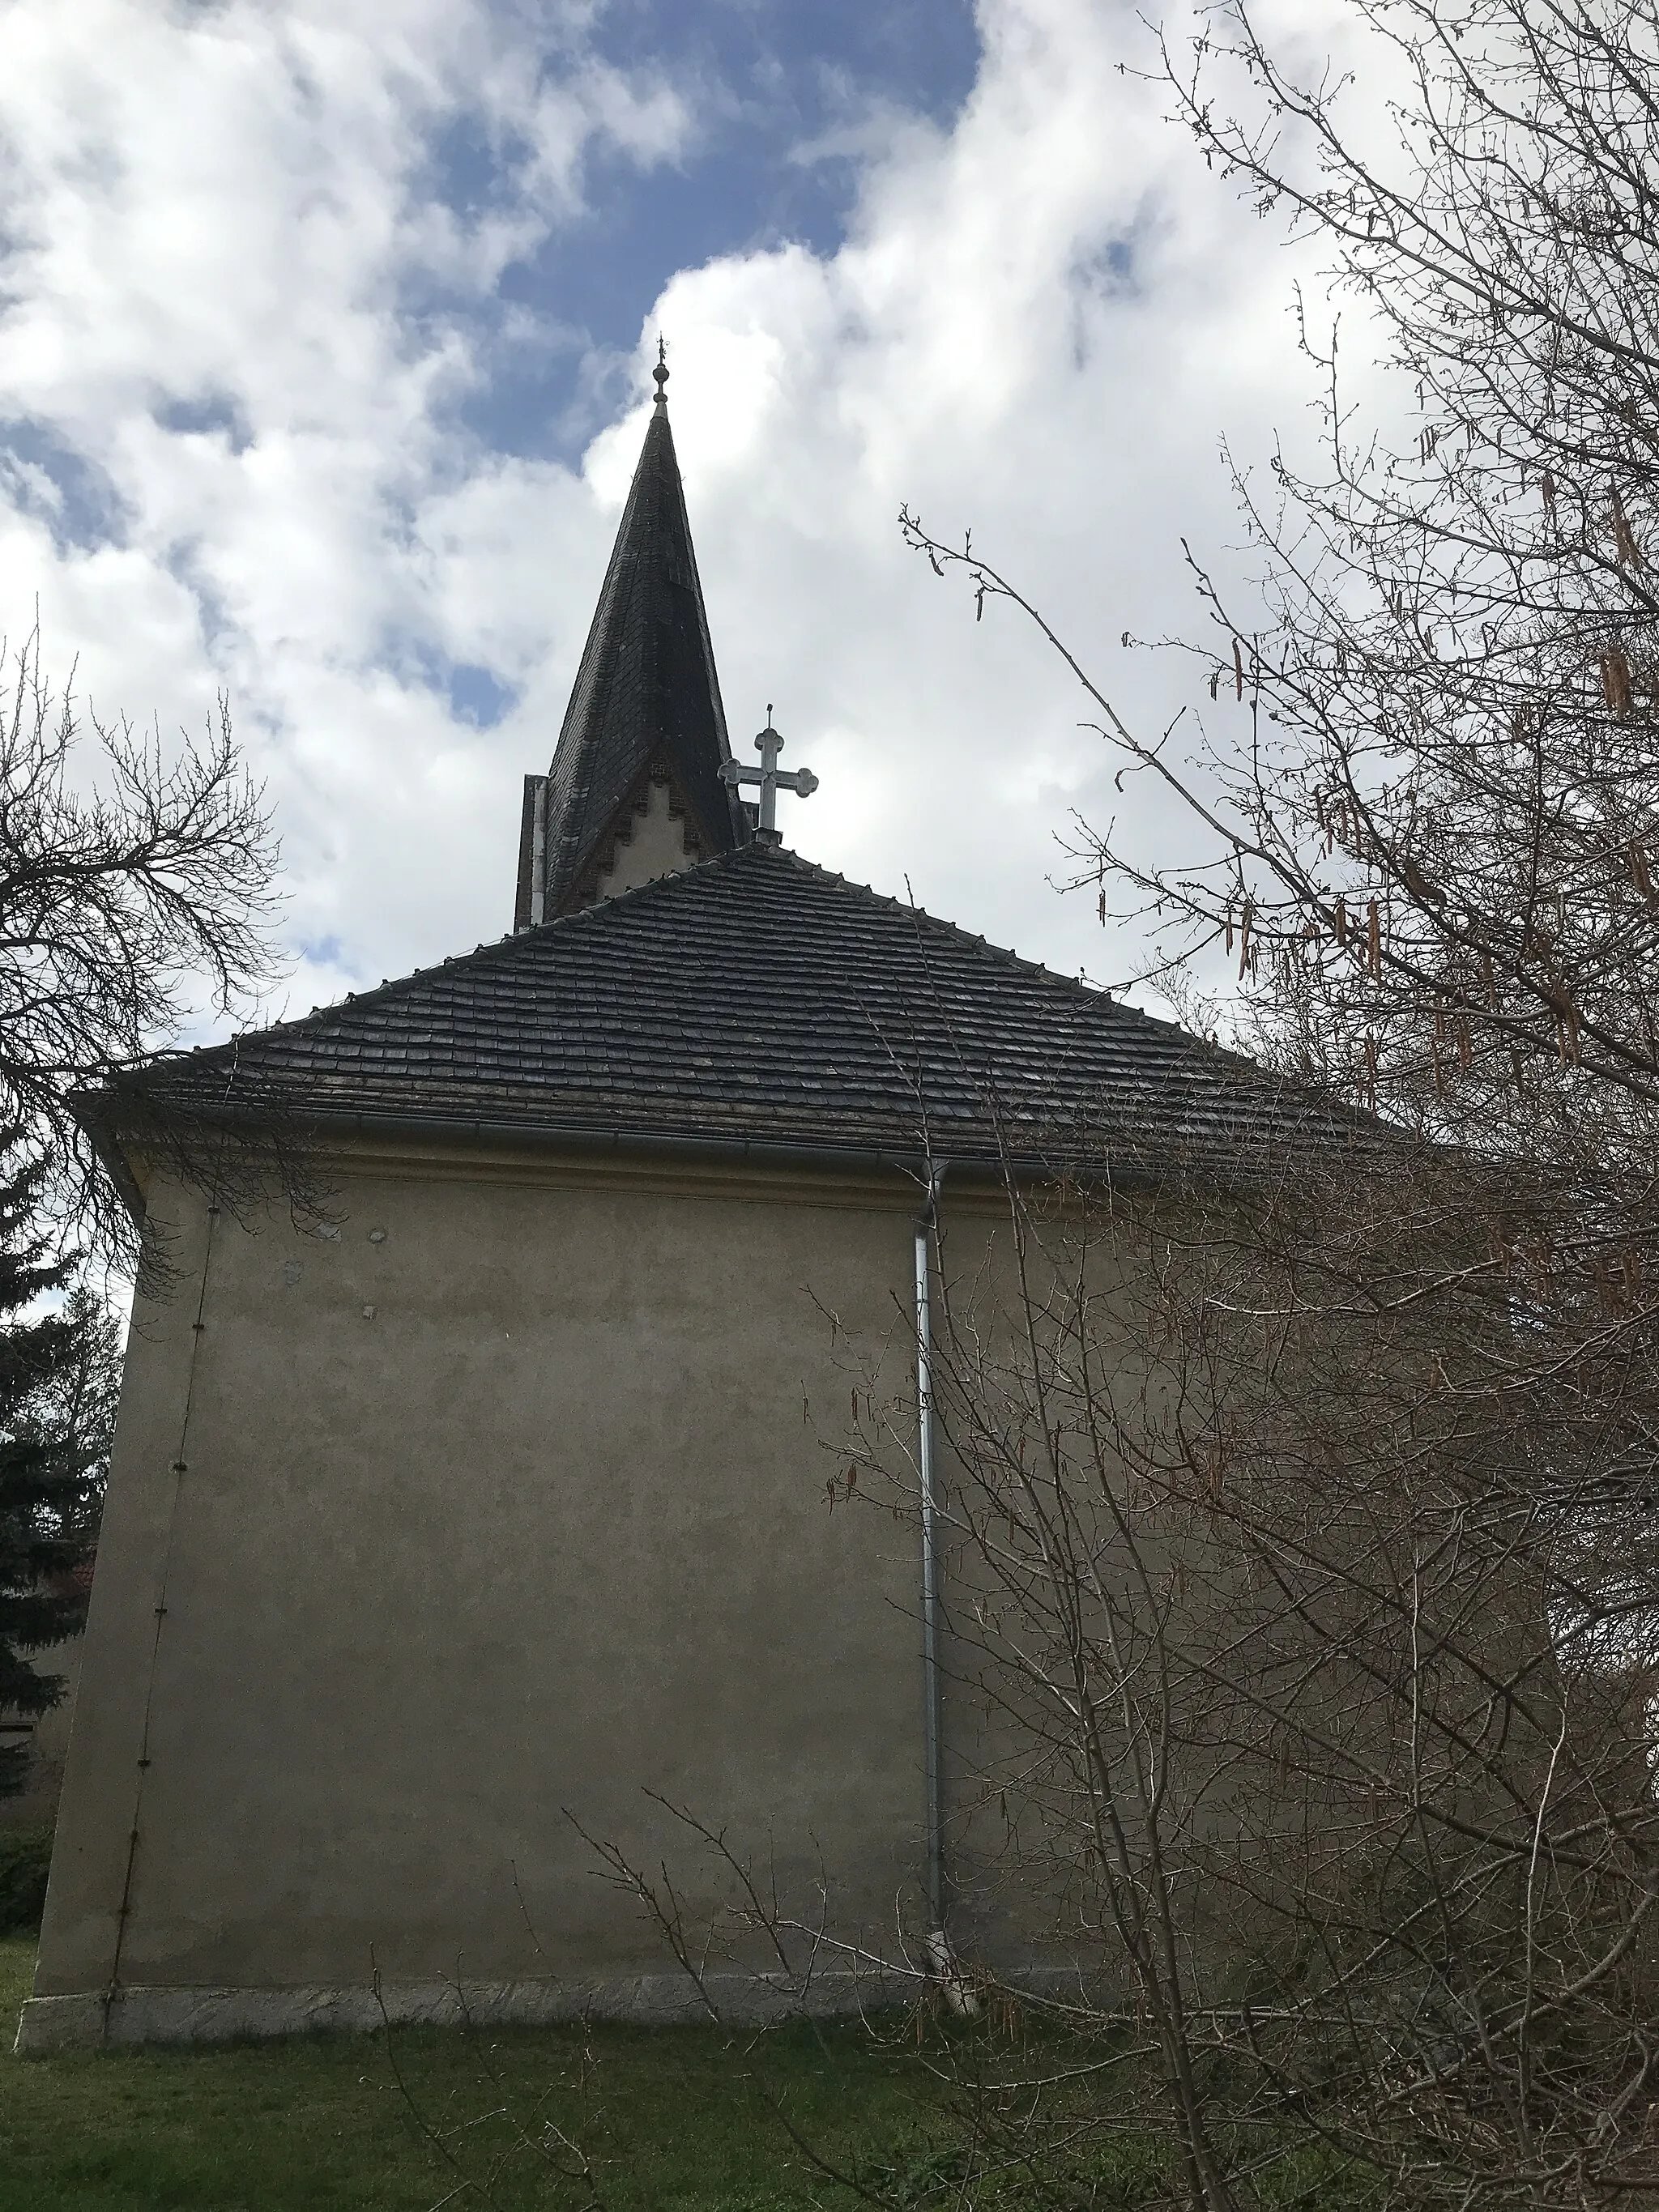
[14,1967,901,2052]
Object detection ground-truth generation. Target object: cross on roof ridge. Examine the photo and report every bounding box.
[717,710,820,841]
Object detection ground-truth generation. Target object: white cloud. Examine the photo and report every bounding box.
[624,0,1340,986]
[0,0,1383,1039]
[0,0,701,1016]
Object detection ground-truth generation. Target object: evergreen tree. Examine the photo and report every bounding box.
[0,1135,119,1797]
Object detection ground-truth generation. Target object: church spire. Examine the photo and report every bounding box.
[514,352,750,927]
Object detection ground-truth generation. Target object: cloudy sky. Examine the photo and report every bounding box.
[0,0,1351,1032]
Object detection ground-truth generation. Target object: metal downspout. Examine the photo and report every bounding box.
[915,1161,948,1929]
[915,1161,976,2010]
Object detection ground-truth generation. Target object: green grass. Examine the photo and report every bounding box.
[0,1935,954,2210]
[0,1937,1368,2210]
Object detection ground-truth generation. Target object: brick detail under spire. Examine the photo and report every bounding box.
[514,406,750,927]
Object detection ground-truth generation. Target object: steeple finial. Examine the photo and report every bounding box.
[513,357,753,927]
[652,338,668,410]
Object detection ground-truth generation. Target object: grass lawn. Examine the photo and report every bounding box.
[0,1936,965,2210]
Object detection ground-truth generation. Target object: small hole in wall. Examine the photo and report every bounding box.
[362,1304,377,1320]
[369,1227,386,1244]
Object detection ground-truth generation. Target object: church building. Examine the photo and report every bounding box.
[19,361,1269,2050]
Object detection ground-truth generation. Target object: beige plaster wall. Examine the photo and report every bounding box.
[30,1144,940,2031]
[593,779,694,900]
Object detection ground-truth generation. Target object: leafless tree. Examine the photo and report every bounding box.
[0,626,283,1276]
[874,2,1659,2201]
[577,1109,1659,2208]
[903,1149,1656,2209]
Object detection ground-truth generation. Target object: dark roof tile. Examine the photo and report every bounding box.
[125,845,1345,1174]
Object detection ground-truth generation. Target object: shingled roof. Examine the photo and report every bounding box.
[119,843,1340,1178]
[514,364,750,925]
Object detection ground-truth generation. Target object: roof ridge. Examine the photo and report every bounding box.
[518,837,764,932]
[769,846,1203,1042]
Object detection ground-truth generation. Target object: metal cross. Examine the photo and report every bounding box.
[719,709,819,837]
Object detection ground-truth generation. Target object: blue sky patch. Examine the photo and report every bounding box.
[446,661,517,728]
[155,393,254,454]
[0,420,129,553]
[424,0,981,461]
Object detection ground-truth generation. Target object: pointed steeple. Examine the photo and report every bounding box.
[514,351,750,927]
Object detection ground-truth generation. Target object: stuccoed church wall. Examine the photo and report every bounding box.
[24,1140,946,2045]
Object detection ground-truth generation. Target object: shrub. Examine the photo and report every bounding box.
[0,1825,53,1934]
